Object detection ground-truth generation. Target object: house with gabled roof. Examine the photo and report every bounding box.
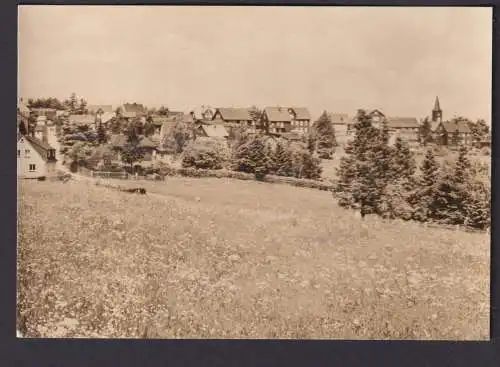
[196,124,229,139]
[117,103,147,120]
[212,107,254,132]
[289,107,311,135]
[17,133,57,179]
[386,117,420,144]
[327,112,352,142]
[261,107,293,134]
[434,120,472,146]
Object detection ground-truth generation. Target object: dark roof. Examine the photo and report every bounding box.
[290,107,311,120]
[109,134,128,148]
[22,135,57,162]
[122,103,147,115]
[328,113,349,125]
[215,108,252,121]
[386,117,420,129]
[440,121,471,134]
[199,124,229,138]
[264,107,292,122]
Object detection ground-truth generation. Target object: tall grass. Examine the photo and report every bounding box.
[17,179,489,339]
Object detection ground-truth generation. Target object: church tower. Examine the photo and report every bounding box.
[431,96,442,122]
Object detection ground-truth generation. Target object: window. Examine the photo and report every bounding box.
[29,164,36,172]
[24,149,30,158]
[17,150,20,157]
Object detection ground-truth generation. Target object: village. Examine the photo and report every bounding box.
[15,5,493,343]
[16,95,490,182]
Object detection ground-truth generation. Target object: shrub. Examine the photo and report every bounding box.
[182,139,228,170]
[232,135,272,179]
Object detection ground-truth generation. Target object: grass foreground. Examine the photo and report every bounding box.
[17,177,490,339]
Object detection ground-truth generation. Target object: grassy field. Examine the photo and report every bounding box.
[17,178,489,339]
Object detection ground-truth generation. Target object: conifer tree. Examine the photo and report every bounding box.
[97,123,108,144]
[419,117,432,146]
[313,111,336,159]
[390,137,416,182]
[336,109,391,217]
[274,141,293,176]
[233,136,271,180]
[454,145,471,185]
[411,148,440,221]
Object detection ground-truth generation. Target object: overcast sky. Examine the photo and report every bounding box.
[18,6,492,121]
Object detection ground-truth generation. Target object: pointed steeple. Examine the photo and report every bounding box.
[431,96,443,123]
[433,96,441,112]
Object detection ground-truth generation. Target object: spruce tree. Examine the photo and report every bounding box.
[274,141,293,177]
[335,109,391,217]
[419,117,432,146]
[313,111,336,159]
[391,137,416,182]
[411,148,440,222]
[454,145,471,185]
[233,136,271,180]
[97,123,108,144]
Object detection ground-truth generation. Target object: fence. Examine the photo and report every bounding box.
[77,166,165,181]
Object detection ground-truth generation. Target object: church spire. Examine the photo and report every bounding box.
[433,96,441,112]
[431,96,442,122]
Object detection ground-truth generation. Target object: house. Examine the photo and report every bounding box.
[262,107,293,134]
[116,103,148,121]
[68,114,96,130]
[195,124,229,139]
[86,144,119,170]
[30,107,57,121]
[109,134,128,150]
[87,105,114,115]
[328,113,351,141]
[17,134,57,179]
[137,136,157,159]
[34,119,58,149]
[212,108,254,132]
[289,107,311,135]
[386,117,420,144]
[190,106,216,121]
[434,120,472,146]
[99,112,116,126]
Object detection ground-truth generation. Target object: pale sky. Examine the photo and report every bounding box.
[18,6,492,122]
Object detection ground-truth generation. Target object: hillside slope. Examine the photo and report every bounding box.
[17,179,489,339]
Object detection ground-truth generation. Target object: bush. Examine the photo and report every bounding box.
[182,139,228,170]
[232,135,272,179]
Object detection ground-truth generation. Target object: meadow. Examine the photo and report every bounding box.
[17,177,489,339]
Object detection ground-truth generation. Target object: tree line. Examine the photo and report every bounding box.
[336,110,490,230]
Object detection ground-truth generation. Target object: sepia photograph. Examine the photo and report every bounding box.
[17,5,492,340]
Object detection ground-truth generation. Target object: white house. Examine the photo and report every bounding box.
[17,134,57,179]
